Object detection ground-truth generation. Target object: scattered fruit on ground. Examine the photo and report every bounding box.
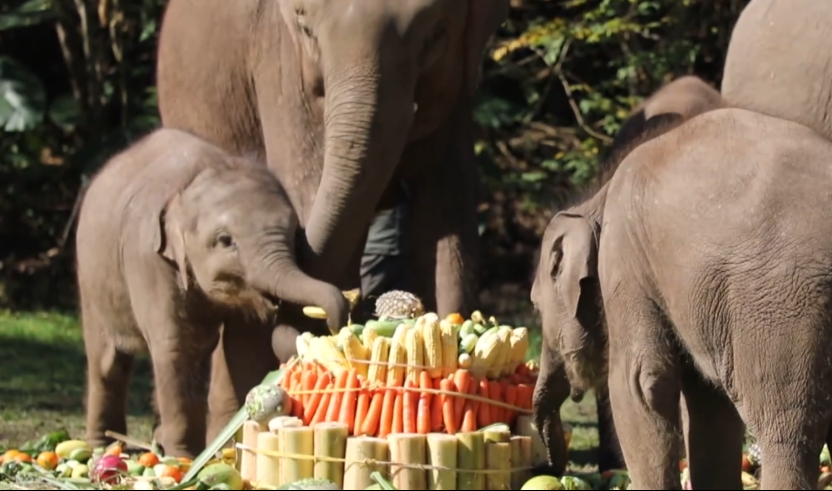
[36,451,59,470]
[138,451,160,468]
[159,464,184,483]
[522,474,565,490]
[90,454,129,484]
[196,462,243,490]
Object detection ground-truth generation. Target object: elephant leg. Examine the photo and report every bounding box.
[681,370,743,490]
[606,299,682,489]
[207,311,279,443]
[595,388,626,471]
[82,313,134,448]
[403,118,478,317]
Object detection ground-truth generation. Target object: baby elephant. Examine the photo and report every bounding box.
[75,128,348,458]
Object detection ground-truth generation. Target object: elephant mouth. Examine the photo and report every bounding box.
[212,286,281,323]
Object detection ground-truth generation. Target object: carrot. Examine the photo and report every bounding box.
[290,369,304,419]
[392,388,404,434]
[440,378,458,434]
[339,369,360,434]
[326,369,349,422]
[504,383,518,425]
[378,385,397,438]
[354,382,371,436]
[303,371,331,425]
[280,364,295,389]
[516,384,533,410]
[403,379,418,434]
[310,380,334,426]
[361,388,385,436]
[515,363,530,378]
[417,371,433,434]
[488,380,502,423]
[453,370,472,429]
[461,377,479,432]
[477,379,491,427]
[300,370,317,408]
[430,378,443,432]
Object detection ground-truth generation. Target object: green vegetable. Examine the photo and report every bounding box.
[71,463,89,479]
[364,319,401,337]
[370,471,397,490]
[244,384,290,424]
[195,462,243,490]
[69,447,92,462]
[19,430,71,454]
[521,475,564,490]
[348,324,365,335]
[126,460,145,476]
[459,320,475,337]
[276,478,341,490]
[473,323,488,336]
[560,475,592,490]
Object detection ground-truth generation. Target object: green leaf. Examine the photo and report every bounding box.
[0,56,46,131]
[370,471,397,490]
[47,93,82,132]
[182,368,286,484]
[0,0,56,32]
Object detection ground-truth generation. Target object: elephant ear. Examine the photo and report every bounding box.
[547,213,598,318]
[463,0,510,97]
[155,192,190,291]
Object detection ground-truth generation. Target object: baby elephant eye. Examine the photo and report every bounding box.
[216,233,235,249]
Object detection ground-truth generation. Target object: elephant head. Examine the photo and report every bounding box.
[531,206,607,470]
[280,0,510,268]
[155,159,349,333]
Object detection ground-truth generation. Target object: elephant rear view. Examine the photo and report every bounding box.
[722,0,832,141]
[75,128,348,457]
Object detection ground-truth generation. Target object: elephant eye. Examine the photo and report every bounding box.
[216,233,236,249]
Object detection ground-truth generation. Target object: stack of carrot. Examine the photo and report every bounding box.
[278,361,537,438]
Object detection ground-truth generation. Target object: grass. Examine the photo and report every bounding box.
[0,310,155,452]
[0,309,603,469]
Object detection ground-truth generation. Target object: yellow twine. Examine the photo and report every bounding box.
[235,443,535,475]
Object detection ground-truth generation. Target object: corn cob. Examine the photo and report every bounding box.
[439,319,458,378]
[362,326,379,351]
[420,313,443,378]
[367,336,390,384]
[471,331,502,379]
[343,332,370,379]
[405,326,425,384]
[458,353,472,369]
[488,328,513,379]
[509,327,530,373]
[386,325,409,386]
[295,334,310,360]
[308,336,348,374]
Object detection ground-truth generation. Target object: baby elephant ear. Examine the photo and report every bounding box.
[155,193,190,291]
[548,213,598,318]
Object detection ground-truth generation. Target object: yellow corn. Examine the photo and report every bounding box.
[343,333,369,379]
[509,327,530,374]
[420,313,443,378]
[362,326,379,351]
[405,326,425,384]
[309,336,348,374]
[439,319,458,377]
[386,325,409,386]
[367,336,390,385]
[471,331,502,379]
[488,328,513,379]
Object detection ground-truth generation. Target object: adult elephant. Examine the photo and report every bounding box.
[155,0,510,442]
[721,0,832,142]
[531,75,723,476]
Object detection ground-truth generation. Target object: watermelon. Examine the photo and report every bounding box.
[276,478,341,490]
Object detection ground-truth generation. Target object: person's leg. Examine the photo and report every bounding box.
[361,203,409,298]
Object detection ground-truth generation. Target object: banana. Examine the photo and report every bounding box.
[55,440,92,460]
[302,306,328,319]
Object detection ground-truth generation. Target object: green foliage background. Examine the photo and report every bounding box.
[0,0,749,312]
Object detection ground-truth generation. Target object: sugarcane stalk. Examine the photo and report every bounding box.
[426,433,457,490]
[344,436,389,490]
[255,431,281,487]
[387,433,427,490]
[241,421,265,482]
[280,426,314,485]
[510,435,533,490]
[515,415,548,466]
[313,422,349,487]
[485,440,512,490]
[456,431,485,490]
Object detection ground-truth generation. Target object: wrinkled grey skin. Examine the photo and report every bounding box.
[531,75,722,475]
[155,0,509,440]
[75,128,348,458]
[722,0,832,142]
[535,107,832,489]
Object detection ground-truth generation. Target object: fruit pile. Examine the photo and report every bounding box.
[284,311,538,438]
[0,431,243,490]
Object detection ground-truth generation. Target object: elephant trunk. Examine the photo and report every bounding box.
[532,346,572,476]
[304,62,414,273]
[251,249,349,334]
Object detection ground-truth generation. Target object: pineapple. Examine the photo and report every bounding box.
[375,290,425,320]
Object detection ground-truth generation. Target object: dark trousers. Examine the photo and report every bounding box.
[361,202,409,298]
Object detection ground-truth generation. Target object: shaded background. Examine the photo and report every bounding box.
[0,0,750,318]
